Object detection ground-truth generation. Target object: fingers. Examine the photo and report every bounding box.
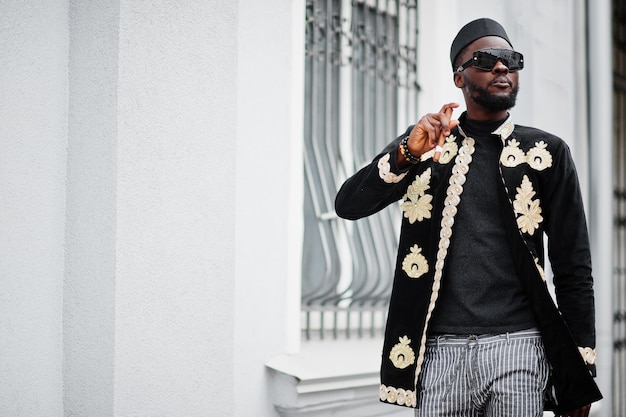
[437,102,460,136]
[421,104,459,143]
[408,103,459,161]
[438,102,460,113]
[433,103,459,162]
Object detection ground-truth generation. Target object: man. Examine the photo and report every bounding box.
[335,18,602,417]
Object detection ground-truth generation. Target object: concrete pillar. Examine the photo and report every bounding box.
[112,1,237,415]
[235,0,305,415]
[64,1,119,415]
[65,1,239,415]
[587,1,614,416]
[0,1,68,415]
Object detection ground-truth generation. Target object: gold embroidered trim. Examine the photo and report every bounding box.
[492,117,514,139]
[439,134,459,164]
[500,139,553,171]
[534,258,546,281]
[400,168,433,223]
[377,153,408,184]
[413,132,476,389]
[500,138,526,167]
[513,175,543,235]
[389,336,416,369]
[420,134,459,164]
[379,384,417,407]
[579,347,597,365]
[526,141,553,171]
[402,245,429,278]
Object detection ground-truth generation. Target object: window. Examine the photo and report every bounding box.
[302,0,418,340]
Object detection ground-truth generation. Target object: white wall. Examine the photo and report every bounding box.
[65,0,240,415]
[64,1,119,415]
[113,1,238,415]
[66,0,304,414]
[587,1,615,415]
[0,1,68,415]
[234,0,304,416]
[2,0,283,414]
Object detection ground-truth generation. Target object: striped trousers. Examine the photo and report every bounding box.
[415,328,550,417]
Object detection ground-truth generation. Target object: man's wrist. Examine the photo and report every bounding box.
[399,136,420,164]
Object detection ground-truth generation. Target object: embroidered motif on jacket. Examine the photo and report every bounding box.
[526,141,553,171]
[402,245,429,278]
[400,168,433,223]
[380,384,417,407]
[500,138,526,167]
[377,153,408,183]
[579,347,597,365]
[389,336,416,369]
[513,175,543,235]
[500,139,553,171]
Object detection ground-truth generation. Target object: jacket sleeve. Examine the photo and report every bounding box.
[542,142,596,372]
[335,127,415,220]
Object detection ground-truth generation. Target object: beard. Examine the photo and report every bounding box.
[464,77,519,111]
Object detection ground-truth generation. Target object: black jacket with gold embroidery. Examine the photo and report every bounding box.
[335,114,602,413]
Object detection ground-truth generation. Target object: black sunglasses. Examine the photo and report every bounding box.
[457,48,524,72]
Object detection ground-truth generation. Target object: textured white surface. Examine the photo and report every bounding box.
[113,1,237,415]
[66,0,240,415]
[234,0,305,416]
[0,1,68,415]
[64,2,119,416]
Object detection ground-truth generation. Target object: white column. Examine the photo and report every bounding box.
[235,0,304,415]
[588,1,614,416]
[113,1,238,415]
[64,1,119,415]
[66,1,240,415]
[0,1,68,415]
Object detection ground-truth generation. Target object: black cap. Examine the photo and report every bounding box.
[450,18,512,70]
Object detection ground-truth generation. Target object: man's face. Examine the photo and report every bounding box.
[454,36,520,112]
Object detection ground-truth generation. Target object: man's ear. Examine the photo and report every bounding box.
[454,71,464,88]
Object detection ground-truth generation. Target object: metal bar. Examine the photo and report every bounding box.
[301,0,418,340]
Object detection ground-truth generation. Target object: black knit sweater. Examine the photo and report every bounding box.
[428,116,537,334]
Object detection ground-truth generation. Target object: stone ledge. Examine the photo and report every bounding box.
[265,339,408,417]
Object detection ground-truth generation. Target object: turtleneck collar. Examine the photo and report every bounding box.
[458,112,513,139]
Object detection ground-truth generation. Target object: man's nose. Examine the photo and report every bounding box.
[492,58,509,73]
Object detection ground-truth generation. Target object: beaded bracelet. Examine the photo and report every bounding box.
[399,135,420,164]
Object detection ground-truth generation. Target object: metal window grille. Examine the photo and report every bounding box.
[613,1,626,415]
[302,0,418,340]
